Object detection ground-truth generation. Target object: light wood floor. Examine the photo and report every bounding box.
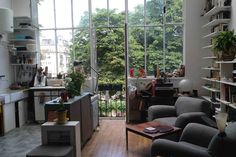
[82,120,152,157]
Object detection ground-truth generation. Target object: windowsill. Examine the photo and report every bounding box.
[128,76,184,80]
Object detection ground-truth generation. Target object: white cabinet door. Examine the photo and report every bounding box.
[3,103,16,133]
[18,99,28,127]
[34,91,51,122]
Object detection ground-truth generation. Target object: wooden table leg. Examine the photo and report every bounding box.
[126,128,128,150]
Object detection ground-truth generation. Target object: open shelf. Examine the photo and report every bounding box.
[202,86,220,92]
[220,80,236,86]
[202,31,220,39]
[202,56,217,59]
[216,98,236,109]
[202,96,220,105]
[202,67,220,71]
[202,45,212,49]
[204,6,231,17]
[202,19,231,28]
[216,60,236,64]
[9,39,36,42]
[202,77,220,83]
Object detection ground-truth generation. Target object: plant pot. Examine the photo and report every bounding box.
[56,109,68,124]
[220,52,235,61]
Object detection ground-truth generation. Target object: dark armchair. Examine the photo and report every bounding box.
[151,122,236,157]
[148,96,215,128]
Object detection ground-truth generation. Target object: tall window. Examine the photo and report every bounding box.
[38,0,89,77]
[128,0,183,76]
[37,0,183,80]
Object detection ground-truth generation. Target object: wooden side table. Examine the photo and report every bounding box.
[126,121,181,150]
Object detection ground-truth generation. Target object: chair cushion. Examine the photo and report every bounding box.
[26,145,73,157]
[179,141,208,152]
[175,97,210,116]
[154,117,177,126]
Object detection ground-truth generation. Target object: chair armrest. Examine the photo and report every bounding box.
[175,112,215,128]
[147,105,176,121]
[180,123,218,148]
[151,139,211,157]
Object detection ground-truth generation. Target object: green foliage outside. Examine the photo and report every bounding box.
[70,0,183,84]
[99,100,126,117]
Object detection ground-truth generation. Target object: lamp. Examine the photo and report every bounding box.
[215,112,228,136]
[0,7,13,34]
[178,79,192,95]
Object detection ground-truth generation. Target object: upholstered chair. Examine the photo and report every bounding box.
[148,96,216,129]
[151,122,236,157]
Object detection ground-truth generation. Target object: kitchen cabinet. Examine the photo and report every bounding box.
[3,102,16,133]
[29,86,65,123]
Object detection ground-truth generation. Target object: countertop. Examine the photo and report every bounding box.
[30,86,65,90]
[0,88,29,104]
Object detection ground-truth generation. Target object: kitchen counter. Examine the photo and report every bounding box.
[0,88,28,104]
[30,86,65,91]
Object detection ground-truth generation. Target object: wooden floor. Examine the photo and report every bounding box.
[82,120,152,157]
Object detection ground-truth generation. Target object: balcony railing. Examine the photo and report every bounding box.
[98,84,125,117]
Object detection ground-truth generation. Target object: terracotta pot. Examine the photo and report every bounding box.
[56,109,68,124]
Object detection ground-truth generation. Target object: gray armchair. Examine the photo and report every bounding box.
[148,96,215,128]
[151,122,236,157]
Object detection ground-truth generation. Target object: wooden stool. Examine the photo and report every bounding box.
[26,145,73,157]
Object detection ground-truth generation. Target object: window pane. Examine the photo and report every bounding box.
[73,0,89,27]
[55,0,72,28]
[128,27,145,76]
[38,0,55,28]
[96,28,125,81]
[146,26,163,76]
[72,29,90,75]
[40,30,57,77]
[128,0,144,26]
[56,30,72,74]
[166,0,183,23]
[165,25,183,73]
[92,0,108,27]
[109,0,125,27]
[146,0,164,25]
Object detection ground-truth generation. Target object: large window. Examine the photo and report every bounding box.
[37,0,183,80]
[128,0,183,76]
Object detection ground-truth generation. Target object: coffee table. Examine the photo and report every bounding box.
[126,121,181,150]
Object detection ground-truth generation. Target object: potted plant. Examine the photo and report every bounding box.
[64,70,85,98]
[56,98,67,124]
[212,30,236,61]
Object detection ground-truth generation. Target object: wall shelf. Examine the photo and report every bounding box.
[202,45,212,49]
[204,6,231,17]
[202,31,220,39]
[202,19,230,28]
[202,96,220,105]
[202,56,217,59]
[220,80,236,86]
[202,77,220,83]
[202,67,220,71]
[202,86,220,92]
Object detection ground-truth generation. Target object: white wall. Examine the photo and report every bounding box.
[0,0,13,90]
[184,0,209,95]
[230,0,236,30]
[12,0,30,17]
